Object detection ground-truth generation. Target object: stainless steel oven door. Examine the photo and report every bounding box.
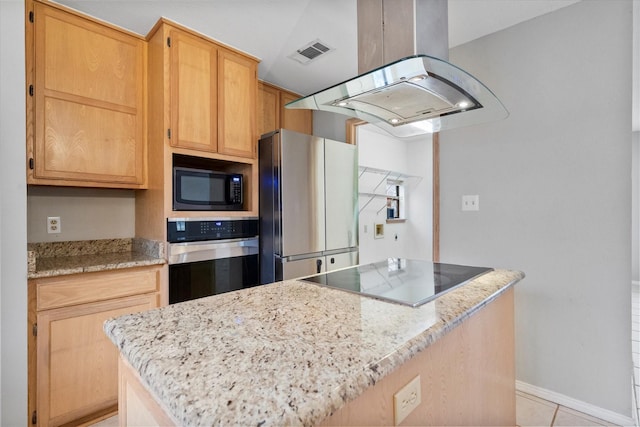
[168,237,259,304]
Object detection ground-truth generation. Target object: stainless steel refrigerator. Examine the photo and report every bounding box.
[259,129,358,284]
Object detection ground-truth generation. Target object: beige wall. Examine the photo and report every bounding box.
[27,187,136,243]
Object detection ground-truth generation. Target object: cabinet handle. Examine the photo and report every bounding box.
[28,85,33,97]
[29,158,34,170]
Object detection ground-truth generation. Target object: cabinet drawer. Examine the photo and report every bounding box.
[35,267,161,311]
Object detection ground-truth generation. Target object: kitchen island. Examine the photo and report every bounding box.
[105,267,523,426]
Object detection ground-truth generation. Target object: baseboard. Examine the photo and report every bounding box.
[516,380,636,426]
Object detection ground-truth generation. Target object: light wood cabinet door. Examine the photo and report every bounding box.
[218,49,257,158]
[258,82,280,137]
[258,82,313,136]
[29,3,146,188]
[281,91,313,135]
[169,29,218,153]
[28,266,162,426]
[36,293,158,427]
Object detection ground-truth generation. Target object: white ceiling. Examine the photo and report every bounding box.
[52,0,582,96]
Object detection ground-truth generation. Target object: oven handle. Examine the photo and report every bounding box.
[168,237,259,265]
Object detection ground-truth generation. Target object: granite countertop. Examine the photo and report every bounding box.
[104,268,524,427]
[28,238,165,279]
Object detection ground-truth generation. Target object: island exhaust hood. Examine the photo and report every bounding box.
[285,0,508,138]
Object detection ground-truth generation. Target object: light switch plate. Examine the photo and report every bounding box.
[394,375,421,425]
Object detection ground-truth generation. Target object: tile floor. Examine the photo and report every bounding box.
[92,286,640,427]
[516,390,620,427]
[89,415,118,427]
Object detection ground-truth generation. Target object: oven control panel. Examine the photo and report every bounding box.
[167,218,258,242]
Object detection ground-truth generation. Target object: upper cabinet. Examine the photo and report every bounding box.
[135,19,260,241]
[169,30,218,152]
[280,90,313,135]
[218,50,258,157]
[26,1,147,188]
[166,24,257,158]
[258,82,312,136]
[258,82,280,136]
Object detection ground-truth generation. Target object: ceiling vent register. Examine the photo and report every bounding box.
[289,39,334,65]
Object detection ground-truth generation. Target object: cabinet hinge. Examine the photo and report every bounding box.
[29,158,34,170]
[28,85,34,97]
[29,11,34,23]
[32,323,37,337]
[31,410,37,424]
[167,129,171,139]
[167,37,171,47]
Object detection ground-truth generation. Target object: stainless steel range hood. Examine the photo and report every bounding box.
[285,0,508,138]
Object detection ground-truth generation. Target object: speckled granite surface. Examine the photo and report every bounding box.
[104,268,524,427]
[28,238,165,278]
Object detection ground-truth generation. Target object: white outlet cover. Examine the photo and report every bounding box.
[393,375,421,425]
[47,216,61,234]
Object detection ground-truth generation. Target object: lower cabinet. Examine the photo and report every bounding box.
[28,266,162,427]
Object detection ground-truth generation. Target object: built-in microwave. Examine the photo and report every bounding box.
[173,166,243,211]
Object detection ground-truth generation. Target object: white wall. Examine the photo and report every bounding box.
[634,131,639,282]
[27,187,135,243]
[0,0,28,423]
[440,0,632,419]
[357,125,432,264]
[313,115,434,265]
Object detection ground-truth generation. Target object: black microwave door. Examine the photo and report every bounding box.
[173,169,224,210]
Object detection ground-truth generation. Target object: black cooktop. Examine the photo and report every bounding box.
[301,258,493,307]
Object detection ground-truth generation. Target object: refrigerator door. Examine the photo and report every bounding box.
[324,139,358,251]
[259,132,277,284]
[326,250,359,272]
[281,256,326,281]
[279,130,326,257]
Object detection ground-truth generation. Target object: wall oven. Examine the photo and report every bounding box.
[167,218,259,304]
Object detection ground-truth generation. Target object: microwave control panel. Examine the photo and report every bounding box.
[229,177,243,204]
[168,218,258,243]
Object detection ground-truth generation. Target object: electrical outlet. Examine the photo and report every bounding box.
[462,194,479,211]
[393,375,421,425]
[47,216,61,234]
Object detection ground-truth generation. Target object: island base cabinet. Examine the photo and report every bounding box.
[115,287,515,427]
[320,287,516,426]
[118,356,180,427]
